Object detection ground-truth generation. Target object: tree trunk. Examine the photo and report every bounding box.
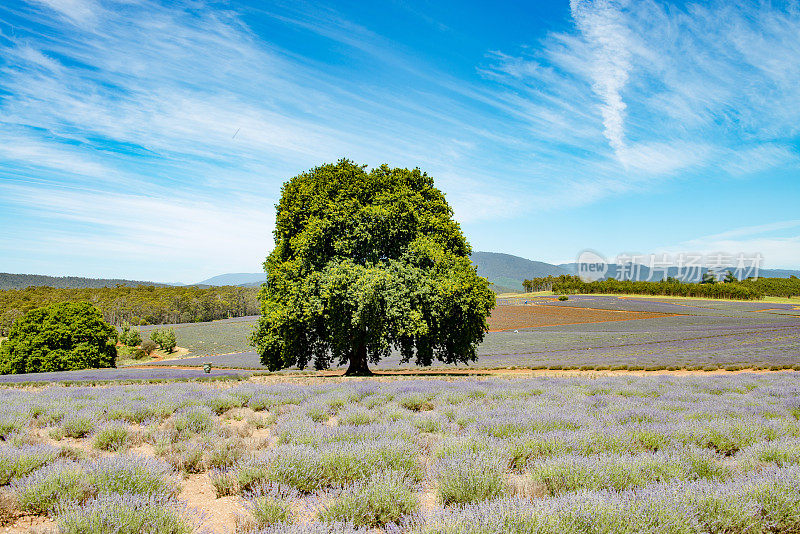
[344,342,373,376]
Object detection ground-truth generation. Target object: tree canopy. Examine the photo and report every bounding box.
[0,302,117,374]
[0,285,259,336]
[252,160,495,375]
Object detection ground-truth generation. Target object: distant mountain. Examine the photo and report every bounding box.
[470,252,568,293]
[559,263,800,281]
[190,253,568,293]
[193,273,266,287]
[0,273,168,291]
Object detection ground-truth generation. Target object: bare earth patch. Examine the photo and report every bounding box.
[487,305,677,331]
[180,473,247,534]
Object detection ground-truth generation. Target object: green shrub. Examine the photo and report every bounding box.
[529,452,729,496]
[506,435,570,470]
[208,439,246,469]
[123,327,142,347]
[436,453,507,505]
[399,394,434,412]
[58,494,192,534]
[159,329,177,353]
[89,455,177,498]
[236,462,271,493]
[0,302,117,374]
[339,407,376,426]
[320,473,417,527]
[93,425,129,451]
[251,496,292,527]
[209,469,238,497]
[170,408,213,441]
[207,396,243,415]
[14,462,93,514]
[141,339,157,355]
[62,416,95,439]
[0,445,59,485]
[413,416,443,433]
[740,440,800,468]
[305,404,329,423]
[558,295,569,301]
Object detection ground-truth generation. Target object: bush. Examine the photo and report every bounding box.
[125,328,142,347]
[250,496,292,527]
[93,424,129,451]
[150,329,163,347]
[0,444,59,485]
[13,461,93,514]
[141,339,157,355]
[436,452,507,505]
[169,407,214,441]
[209,469,238,497]
[61,416,95,439]
[88,454,177,498]
[160,329,177,353]
[399,394,434,412]
[320,473,417,527]
[558,295,569,301]
[528,451,730,495]
[58,494,192,534]
[0,302,117,374]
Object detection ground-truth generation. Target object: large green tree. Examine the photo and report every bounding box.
[0,302,117,374]
[252,160,495,375]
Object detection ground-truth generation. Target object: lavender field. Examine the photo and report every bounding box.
[1,374,799,532]
[139,296,800,371]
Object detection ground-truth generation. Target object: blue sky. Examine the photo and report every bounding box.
[0,0,799,283]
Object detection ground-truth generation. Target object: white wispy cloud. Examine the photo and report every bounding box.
[0,181,275,281]
[569,0,632,154]
[1,0,799,277]
[483,0,800,188]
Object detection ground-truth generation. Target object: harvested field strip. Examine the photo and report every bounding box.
[481,324,799,357]
[487,305,678,332]
[616,296,730,310]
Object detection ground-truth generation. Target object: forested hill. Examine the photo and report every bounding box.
[0,285,260,335]
[0,273,170,290]
[469,252,568,293]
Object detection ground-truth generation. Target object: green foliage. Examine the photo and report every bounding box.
[159,328,177,353]
[209,469,238,497]
[251,496,292,527]
[0,285,259,336]
[150,328,162,347]
[320,473,418,527]
[701,272,717,284]
[523,275,770,300]
[61,417,95,439]
[93,425,129,451]
[252,160,495,374]
[90,457,177,498]
[141,339,157,355]
[123,326,142,347]
[58,495,192,534]
[15,462,93,514]
[436,453,507,505]
[0,447,59,485]
[0,302,117,375]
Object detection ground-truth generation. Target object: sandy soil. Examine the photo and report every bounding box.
[4,514,55,533]
[180,474,248,534]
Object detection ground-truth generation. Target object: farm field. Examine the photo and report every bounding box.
[135,296,800,372]
[1,374,799,532]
